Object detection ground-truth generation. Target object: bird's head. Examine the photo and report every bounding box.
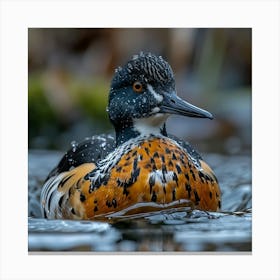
[108,52,213,145]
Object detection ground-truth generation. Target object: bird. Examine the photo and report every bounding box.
[40,52,221,220]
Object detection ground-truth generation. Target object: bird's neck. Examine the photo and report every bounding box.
[115,115,168,146]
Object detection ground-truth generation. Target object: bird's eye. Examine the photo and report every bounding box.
[132,81,143,93]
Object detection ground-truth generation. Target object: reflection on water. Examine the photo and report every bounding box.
[28,150,252,252]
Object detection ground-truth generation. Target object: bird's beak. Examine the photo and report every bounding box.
[159,92,213,119]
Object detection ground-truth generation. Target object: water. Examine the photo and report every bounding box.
[28,150,252,252]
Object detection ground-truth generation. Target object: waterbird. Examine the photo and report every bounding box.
[40,52,221,220]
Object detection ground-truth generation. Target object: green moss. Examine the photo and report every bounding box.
[28,75,58,138]
[28,73,113,148]
[69,77,109,122]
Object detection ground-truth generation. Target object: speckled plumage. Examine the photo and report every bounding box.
[41,53,221,220]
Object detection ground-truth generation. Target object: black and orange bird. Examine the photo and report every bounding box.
[40,52,221,220]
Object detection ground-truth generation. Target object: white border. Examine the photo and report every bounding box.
[1,0,279,280]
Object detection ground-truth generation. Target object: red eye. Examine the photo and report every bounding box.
[132,81,143,93]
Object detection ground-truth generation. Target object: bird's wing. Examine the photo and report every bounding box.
[45,134,116,181]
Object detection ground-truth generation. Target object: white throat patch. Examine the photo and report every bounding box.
[133,113,168,136]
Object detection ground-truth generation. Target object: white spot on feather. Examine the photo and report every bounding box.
[149,170,175,185]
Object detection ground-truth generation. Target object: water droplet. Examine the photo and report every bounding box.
[71,140,77,146]
[71,141,78,152]
[132,54,138,60]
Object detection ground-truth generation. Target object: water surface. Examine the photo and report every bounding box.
[28,150,251,252]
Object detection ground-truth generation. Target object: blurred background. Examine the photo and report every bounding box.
[28,28,251,155]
